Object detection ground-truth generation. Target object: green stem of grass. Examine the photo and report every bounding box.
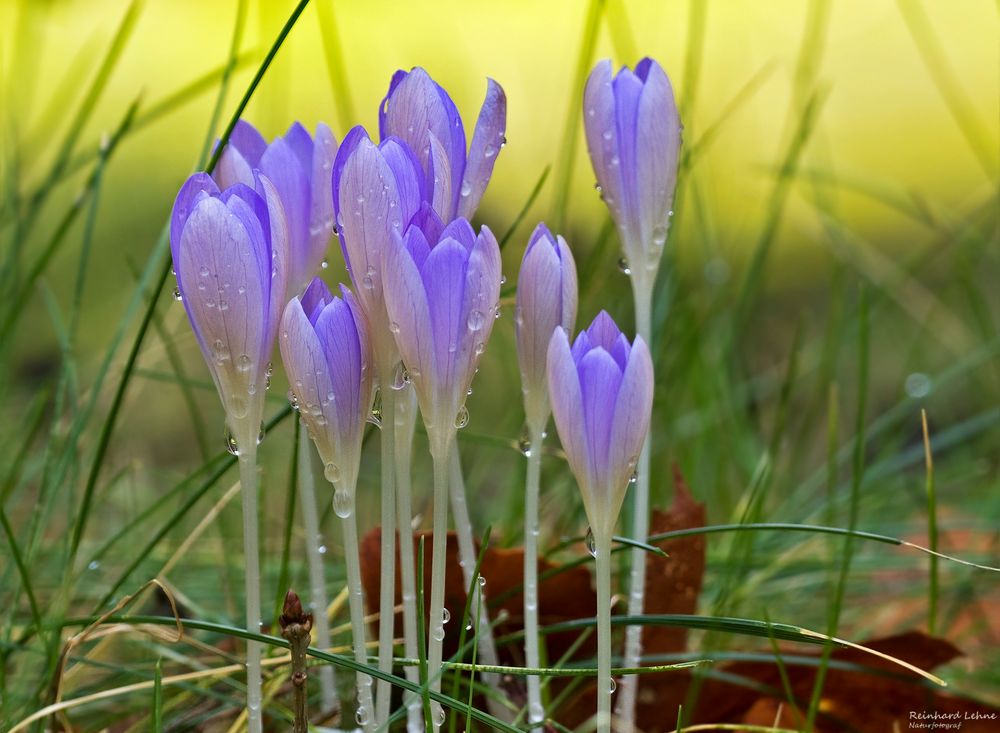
[237,442,263,733]
[523,425,545,728]
[335,475,376,733]
[375,385,397,728]
[296,428,337,710]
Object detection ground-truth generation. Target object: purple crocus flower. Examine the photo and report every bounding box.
[279,277,374,493]
[516,223,578,431]
[332,126,424,379]
[170,171,288,447]
[546,311,653,537]
[215,119,338,294]
[380,67,506,222]
[584,58,681,286]
[381,217,501,456]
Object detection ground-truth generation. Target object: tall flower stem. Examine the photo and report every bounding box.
[595,527,614,733]
[523,425,545,728]
[336,476,377,733]
[375,385,397,727]
[448,439,507,721]
[296,428,337,711]
[427,444,452,731]
[616,282,653,731]
[237,442,264,733]
[394,386,424,733]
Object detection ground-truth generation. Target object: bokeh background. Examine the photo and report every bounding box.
[2,0,999,726]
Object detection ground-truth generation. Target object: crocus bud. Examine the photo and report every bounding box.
[332,127,424,380]
[382,218,501,458]
[215,119,338,294]
[279,277,374,495]
[546,312,653,538]
[170,171,288,449]
[584,58,681,288]
[515,223,578,431]
[380,67,507,222]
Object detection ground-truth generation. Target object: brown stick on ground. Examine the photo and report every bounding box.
[279,590,314,733]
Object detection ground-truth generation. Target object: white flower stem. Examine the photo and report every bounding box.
[427,443,452,731]
[447,440,509,723]
[595,527,614,733]
[615,283,654,732]
[296,428,337,711]
[375,386,397,727]
[237,443,263,733]
[336,476,377,733]
[523,425,545,728]
[393,386,424,733]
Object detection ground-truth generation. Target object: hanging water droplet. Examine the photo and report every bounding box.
[324,462,342,484]
[356,706,370,726]
[288,390,300,411]
[460,180,472,197]
[432,624,445,642]
[224,427,240,456]
[434,704,446,726]
[467,309,484,332]
[333,487,352,517]
[629,469,638,484]
[442,607,451,624]
[320,257,329,269]
[87,560,100,571]
[478,574,486,587]
[369,390,383,427]
[317,544,327,555]
[264,363,273,391]
[362,275,374,290]
[617,257,631,275]
[257,422,265,445]
[608,677,617,693]
[391,362,409,390]
[172,287,183,302]
[585,527,597,557]
[518,425,532,456]
[454,405,469,429]
[236,354,252,372]
[474,342,485,356]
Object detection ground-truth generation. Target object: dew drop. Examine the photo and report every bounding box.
[362,275,374,290]
[460,180,472,197]
[236,354,252,372]
[391,362,410,391]
[442,607,451,624]
[478,574,486,587]
[199,266,210,278]
[585,527,597,558]
[518,426,532,456]
[474,342,485,356]
[172,287,183,302]
[390,321,401,334]
[264,363,273,390]
[320,257,329,269]
[88,560,100,571]
[432,625,445,642]
[617,257,631,275]
[467,309,484,332]
[318,544,327,555]
[905,372,932,399]
[325,462,342,483]
[257,422,265,445]
[608,678,617,693]
[230,395,249,419]
[454,405,469,429]
[356,706,370,726]
[602,130,613,141]
[288,390,300,412]
[333,487,352,518]
[434,705,446,726]
[224,428,240,456]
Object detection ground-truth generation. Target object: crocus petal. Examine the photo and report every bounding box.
[586,310,623,351]
[301,276,332,324]
[280,297,339,452]
[556,235,579,330]
[427,132,454,222]
[440,217,477,251]
[420,238,468,392]
[606,335,654,520]
[583,60,625,224]
[230,119,267,166]
[612,68,644,229]
[171,173,218,269]
[459,226,501,392]
[380,136,425,224]
[516,230,563,400]
[382,232,437,410]
[260,139,310,288]
[306,123,338,277]
[458,78,507,220]
[577,348,624,492]
[284,121,314,172]
[255,174,289,374]
[547,328,592,495]
[315,297,364,450]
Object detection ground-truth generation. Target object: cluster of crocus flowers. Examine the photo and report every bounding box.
[169,54,676,733]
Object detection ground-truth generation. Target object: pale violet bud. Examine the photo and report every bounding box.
[214,119,338,294]
[584,58,681,286]
[515,223,578,431]
[279,278,374,491]
[381,218,501,458]
[170,171,289,447]
[546,312,653,538]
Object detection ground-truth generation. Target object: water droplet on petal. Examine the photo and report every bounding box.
[518,425,532,456]
[230,395,249,419]
[325,462,342,483]
[320,257,329,269]
[454,405,469,429]
[617,257,631,275]
[356,706,369,726]
[391,362,409,391]
[467,309,484,332]
[333,487,352,517]
[236,354,252,372]
[608,677,617,693]
[460,180,472,197]
[172,287,183,302]
[585,527,597,558]
[224,427,240,456]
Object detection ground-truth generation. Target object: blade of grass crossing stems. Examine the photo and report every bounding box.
[922,409,938,635]
[807,286,868,728]
[551,0,604,231]
[68,0,311,567]
[448,527,491,733]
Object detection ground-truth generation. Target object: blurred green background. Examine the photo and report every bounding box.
[2,0,1000,726]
